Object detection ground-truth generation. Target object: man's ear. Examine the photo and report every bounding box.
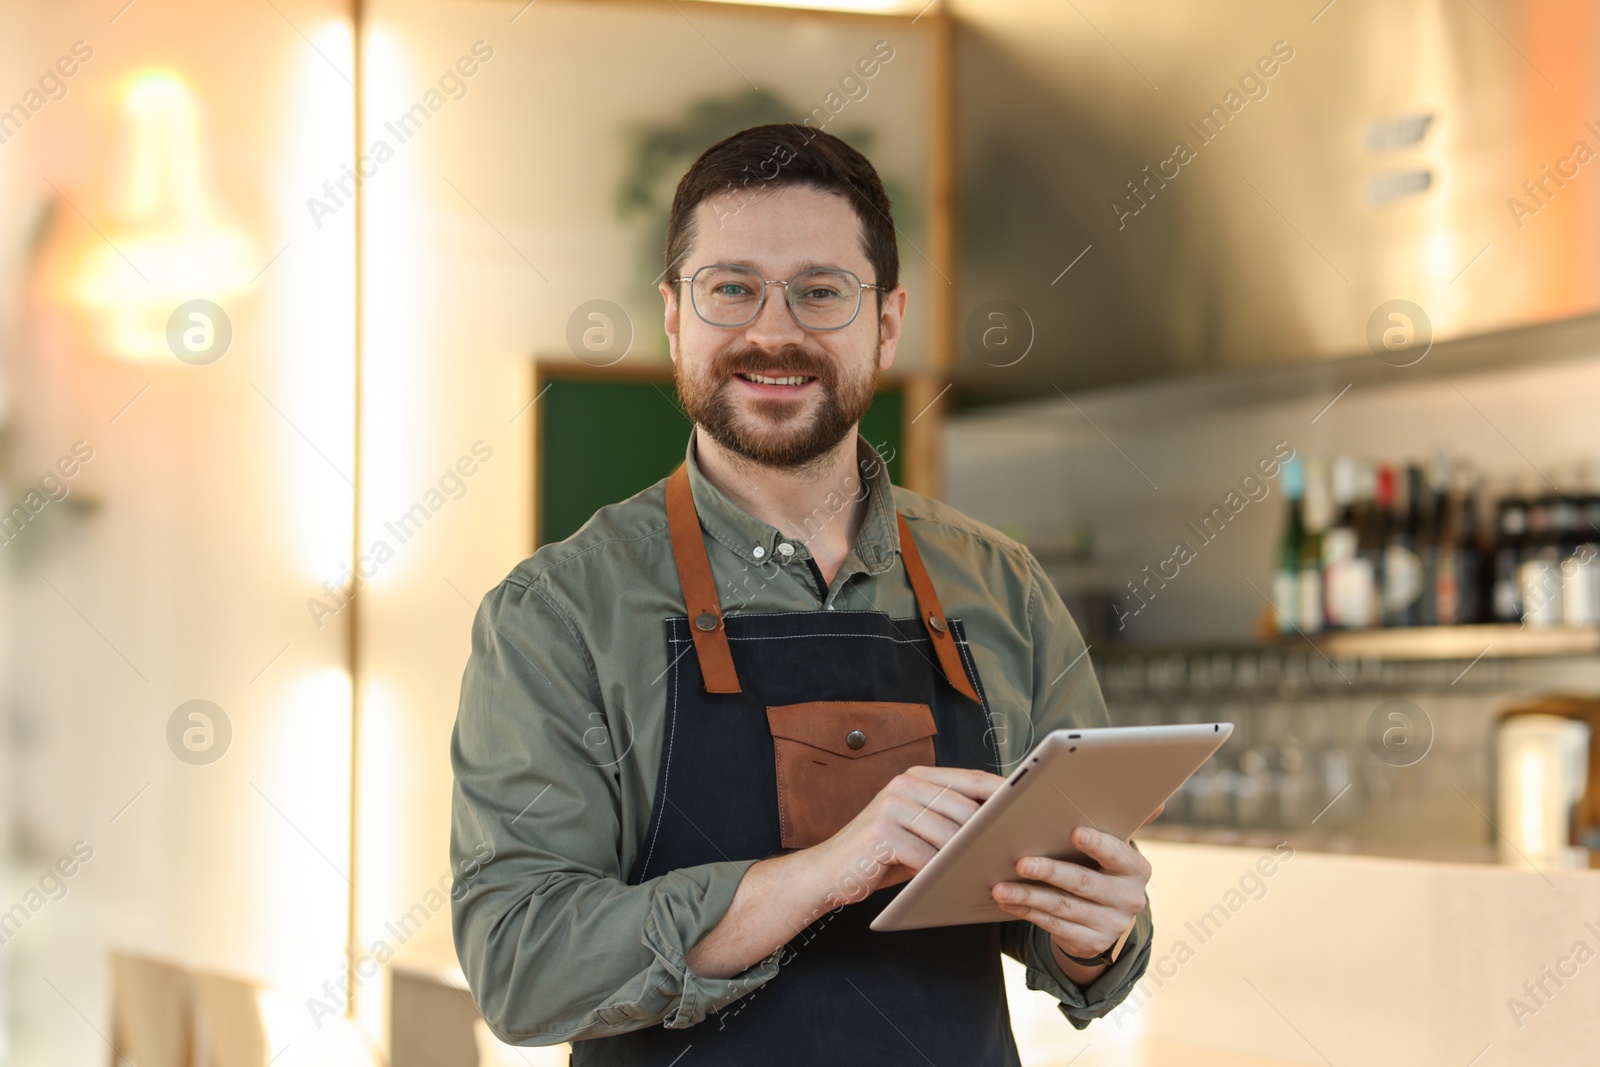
[660,280,680,365]
[875,284,908,372]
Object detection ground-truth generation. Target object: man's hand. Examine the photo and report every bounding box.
[685,766,1003,979]
[808,765,1006,903]
[991,804,1162,984]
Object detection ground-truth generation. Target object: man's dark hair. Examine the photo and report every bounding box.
[664,124,898,304]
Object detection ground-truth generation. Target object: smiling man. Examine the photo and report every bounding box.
[449,125,1154,1065]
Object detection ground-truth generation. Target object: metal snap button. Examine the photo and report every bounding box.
[928,613,947,634]
[694,612,719,631]
[846,729,867,750]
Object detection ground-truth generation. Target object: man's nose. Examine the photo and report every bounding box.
[742,282,807,350]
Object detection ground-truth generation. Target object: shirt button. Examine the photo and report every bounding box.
[753,545,766,558]
[826,602,836,610]
[777,542,795,558]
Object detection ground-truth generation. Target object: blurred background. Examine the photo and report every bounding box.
[3,0,1600,1064]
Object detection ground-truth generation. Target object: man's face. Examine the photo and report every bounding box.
[660,185,907,470]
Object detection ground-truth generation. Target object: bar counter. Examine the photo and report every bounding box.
[1006,837,1600,1065]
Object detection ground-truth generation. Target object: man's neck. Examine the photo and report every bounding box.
[693,427,869,587]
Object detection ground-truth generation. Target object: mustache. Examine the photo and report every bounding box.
[710,345,836,384]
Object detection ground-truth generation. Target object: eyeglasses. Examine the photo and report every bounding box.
[672,264,882,331]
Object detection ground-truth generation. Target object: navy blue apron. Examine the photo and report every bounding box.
[571,464,1022,1066]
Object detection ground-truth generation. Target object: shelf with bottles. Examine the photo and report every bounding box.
[1269,450,1600,642]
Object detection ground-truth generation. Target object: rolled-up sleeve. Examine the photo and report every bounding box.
[1001,882,1154,1029]
[449,577,781,1046]
[997,549,1153,1028]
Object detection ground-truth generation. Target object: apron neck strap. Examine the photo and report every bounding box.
[896,513,983,704]
[667,464,744,694]
[665,462,982,704]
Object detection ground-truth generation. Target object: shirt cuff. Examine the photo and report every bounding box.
[1020,903,1153,1031]
[621,860,785,1030]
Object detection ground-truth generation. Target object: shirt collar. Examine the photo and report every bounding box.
[682,431,901,575]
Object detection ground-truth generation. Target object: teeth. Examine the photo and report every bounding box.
[743,372,810,386]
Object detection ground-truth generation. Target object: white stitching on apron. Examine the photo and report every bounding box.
[640,631,684,879]
[951,621,1000,772]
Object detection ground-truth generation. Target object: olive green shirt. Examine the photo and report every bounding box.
[449,433,1152,1046]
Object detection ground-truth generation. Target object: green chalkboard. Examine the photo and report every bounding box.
[538,375,904,546]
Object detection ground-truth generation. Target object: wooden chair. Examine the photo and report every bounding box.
[390,964,571,1067]
[191,971,271,1067]
[108,951,196,1067]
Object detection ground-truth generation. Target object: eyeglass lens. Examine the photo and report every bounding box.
[690,266,862,330]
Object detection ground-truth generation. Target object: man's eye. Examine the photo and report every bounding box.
[800,287,842,301]
[714,283,753,297]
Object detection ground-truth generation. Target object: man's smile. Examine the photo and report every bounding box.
[732,370,820,395]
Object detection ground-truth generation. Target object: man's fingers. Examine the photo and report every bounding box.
[885,794,968,850]
[903,764,1006,803]
[1012,854,1115,906]
[993,879,1124,926]
[878,829,938,873]
[1069,826,1150,878]
[1139,802,1166,828]
[887,773,985,828]
[992,903,1108,958]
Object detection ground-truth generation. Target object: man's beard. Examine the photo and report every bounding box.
[675,341,878,470]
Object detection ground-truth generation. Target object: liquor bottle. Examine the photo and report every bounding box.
[1490,477,1530,623]
[1382,464,1425,626]
[1560,462,1599,626]
[1298,459,1331,633]
[1434,463,1485,625]
[1578,466,1600,625]
[1321,457,1368,629]
[1416,450,1449,625]
[1518,485,1562,627]
[1272,458,1305,633]
[1358,464,1391,629]
[1458,464,1488,624]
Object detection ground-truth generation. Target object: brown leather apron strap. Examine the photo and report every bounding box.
[665,463,978,703]
[666,464,742,694]
[897,513,983,704]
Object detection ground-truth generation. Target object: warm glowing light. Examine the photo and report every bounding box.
[69,69,256,361]
[359,26,428,589]
[352,677,402,1042]
[279,21,356,583]
[260,665,354,995]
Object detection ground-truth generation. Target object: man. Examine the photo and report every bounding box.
[450,125,1153,1065]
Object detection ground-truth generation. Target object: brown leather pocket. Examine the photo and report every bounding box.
[766,701,937,850]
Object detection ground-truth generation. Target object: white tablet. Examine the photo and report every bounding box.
[870,723,1233,932]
